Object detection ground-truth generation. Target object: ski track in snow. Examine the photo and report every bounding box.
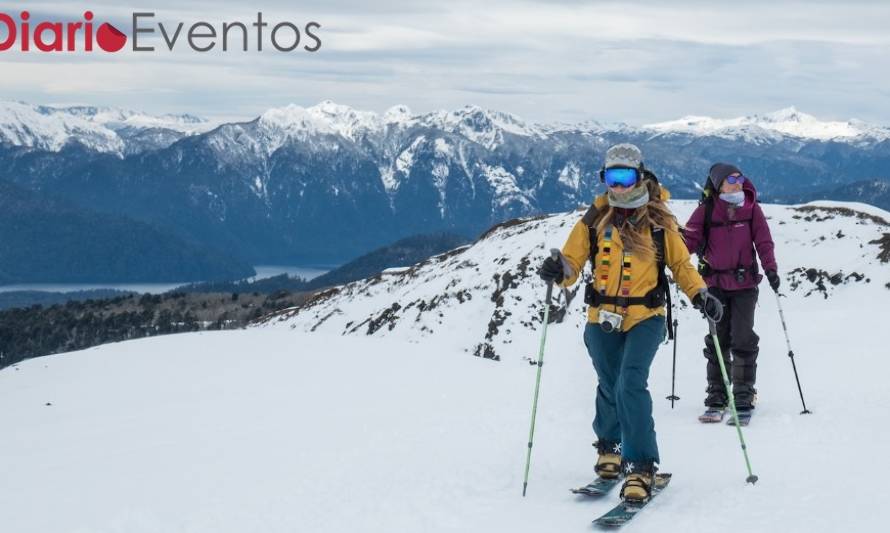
[2,201,890,532]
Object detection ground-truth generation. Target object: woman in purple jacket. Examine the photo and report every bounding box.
[683,163,780,422]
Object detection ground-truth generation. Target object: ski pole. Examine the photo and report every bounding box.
[550,286,574,324]
[666,282,681,407]
[522,252,558,497]
[774,292,812,415]
[709,317,758,484]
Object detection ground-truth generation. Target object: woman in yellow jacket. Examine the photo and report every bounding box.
[538,143,723,502]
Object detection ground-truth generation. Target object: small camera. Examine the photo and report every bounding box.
[598,310,624,333]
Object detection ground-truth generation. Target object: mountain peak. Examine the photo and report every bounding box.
[256,101,383,144]
[644,107,888,142]
[309,100,359,117]
[259,104,315,128]
[0,100,215,155]
[383,104,413,124]
[418,105,540,148]
[762,106,808,122]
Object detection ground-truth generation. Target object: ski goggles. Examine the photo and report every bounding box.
[725,174,746,185]
[603,167,640,188]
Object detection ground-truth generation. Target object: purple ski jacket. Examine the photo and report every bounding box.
[683,180,777,291]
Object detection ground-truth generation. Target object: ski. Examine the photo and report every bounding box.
[570,476,620,497]
[727,409,753,426]
[592,473,671,529]
[698,407,726,423]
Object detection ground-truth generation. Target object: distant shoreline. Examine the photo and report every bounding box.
[0,265,332,295]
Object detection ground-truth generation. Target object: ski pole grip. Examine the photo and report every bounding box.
[545,249,561,303]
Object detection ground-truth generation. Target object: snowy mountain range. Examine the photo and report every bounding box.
[4,100,889,156]
[0,101,215,156]
[643,106,890,144]
[3,198,888,532]
[2,99,890,269]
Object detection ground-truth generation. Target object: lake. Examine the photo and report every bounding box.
[0,265,331,295]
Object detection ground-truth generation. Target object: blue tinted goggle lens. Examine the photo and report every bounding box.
[726,175,746,185]
[604,168,639,187]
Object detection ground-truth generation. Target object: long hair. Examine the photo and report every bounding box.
[594,178,679,263]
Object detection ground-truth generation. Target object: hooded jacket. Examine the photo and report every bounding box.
[559,184,706,331]
[683,179,778,291]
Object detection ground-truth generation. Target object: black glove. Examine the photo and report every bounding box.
[765,270,780,292]
[692,289,724,322]
[538,255,564,285]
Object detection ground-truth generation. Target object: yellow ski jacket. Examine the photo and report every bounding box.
[559,192,706,331]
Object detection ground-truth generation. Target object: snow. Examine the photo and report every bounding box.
[383,104,413,125]
[395,135,424,175]
[251,101,545,155]
[481,164,532,210]
[382,266,411,274]
[2,201,890,532]
[557,161,582,190]
[72,106,212,134]
[379,166,399,194]
[0,100,124,154]
[0,100,215,155]
[261,199,890,358]
[240,100,388,158]
[434,137,453,157]
[429,139,454,216]
[805,199,890,221]
[757,107,865,139]
[6,99,890,162]
[228,100,546,158]
[9,97,890,196]
[644,106,890,143]
[258,100,382,146]
[431,162,450,217]
[419,105,544,150]
[257,104,330,153]
[252,175,267,199]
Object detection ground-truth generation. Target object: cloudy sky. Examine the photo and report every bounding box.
[2,0,889,125]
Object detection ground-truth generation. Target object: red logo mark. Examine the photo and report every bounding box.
[0,10,128,52]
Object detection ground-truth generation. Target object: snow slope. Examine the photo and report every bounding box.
[2,201,890,532]
[262,200,890,360]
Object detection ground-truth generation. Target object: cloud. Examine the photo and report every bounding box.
[1,0,889,126]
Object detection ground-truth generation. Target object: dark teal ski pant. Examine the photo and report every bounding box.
[584,315,665,464]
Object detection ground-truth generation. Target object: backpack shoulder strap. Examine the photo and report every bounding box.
[581,203,600,226]
[651,226,674,340]
[699,196,715,256]
[652,226,666,269]
[582,203,602,261]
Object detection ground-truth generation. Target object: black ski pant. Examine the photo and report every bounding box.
[702,287,759,409]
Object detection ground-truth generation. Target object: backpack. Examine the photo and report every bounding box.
[696,178,717,259]
[580,171,674,339]
[695,176,755,277]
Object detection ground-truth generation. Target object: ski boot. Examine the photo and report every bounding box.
[594,440,622,479]
[700,384,728,423]
[620,461,657,503]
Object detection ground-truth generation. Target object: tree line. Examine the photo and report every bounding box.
[0,290,309,369]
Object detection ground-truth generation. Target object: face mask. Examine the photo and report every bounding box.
[608,185,650,209]
[720,191,745,206]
